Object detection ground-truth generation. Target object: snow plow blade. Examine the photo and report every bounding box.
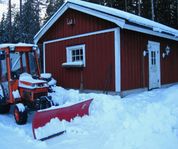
[32,98,93,140]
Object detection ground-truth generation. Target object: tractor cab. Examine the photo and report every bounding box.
[0,43,52,124]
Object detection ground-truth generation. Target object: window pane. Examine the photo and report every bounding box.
[67,45,85,66]
[76,50,79,55]
[80,49,83,55]
[72,50,75,56]
[72,56,75,62]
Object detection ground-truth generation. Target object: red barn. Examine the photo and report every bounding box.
[34,0,178,96]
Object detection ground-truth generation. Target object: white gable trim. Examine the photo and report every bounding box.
[34,3,125,44]
[68,3,125,28]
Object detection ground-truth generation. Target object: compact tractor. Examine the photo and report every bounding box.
[0,43,93,140]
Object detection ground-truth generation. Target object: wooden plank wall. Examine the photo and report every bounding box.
[121,29,178,91]
[45,32,115,91]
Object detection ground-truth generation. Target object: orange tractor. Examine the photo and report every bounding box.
[0,43,93,140]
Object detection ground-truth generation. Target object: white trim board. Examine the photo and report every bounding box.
[114,27,121,92]
[34,3,125,44]
[34,1,178,44]
[44,28,117,44]
[43,27,121,92]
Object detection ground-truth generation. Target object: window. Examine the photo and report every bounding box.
[151,51,156,65]
[62,44,86,68]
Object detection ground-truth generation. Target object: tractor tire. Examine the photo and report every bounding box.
[0,103,10,114]
[14,104,28,125]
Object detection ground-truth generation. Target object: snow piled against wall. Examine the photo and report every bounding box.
[1,85,178,149]
[45,86,178,149]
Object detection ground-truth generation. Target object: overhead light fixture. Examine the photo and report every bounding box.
[9,45,15,51]
[32,46,38,51]
[162,45,171,58]
[143,50,148,57]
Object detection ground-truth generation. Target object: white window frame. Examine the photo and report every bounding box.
[62,44,86,67]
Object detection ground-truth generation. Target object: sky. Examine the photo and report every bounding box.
[0,0,20,19]
[0,0,46,21]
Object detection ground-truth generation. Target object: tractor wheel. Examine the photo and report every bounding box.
[14,104,28,125]
[0,103,10,114]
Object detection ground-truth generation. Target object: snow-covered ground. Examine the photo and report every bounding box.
[1,85,178,149]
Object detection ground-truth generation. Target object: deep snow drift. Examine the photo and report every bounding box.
[1,85,178,149]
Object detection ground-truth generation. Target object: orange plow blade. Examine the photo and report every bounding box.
[32,99,93,140]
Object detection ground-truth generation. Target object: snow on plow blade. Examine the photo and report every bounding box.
[32,99,93,140]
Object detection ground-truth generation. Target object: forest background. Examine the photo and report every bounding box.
[0,0,177,43]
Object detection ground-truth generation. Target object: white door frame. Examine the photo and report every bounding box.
[148,41,161,90]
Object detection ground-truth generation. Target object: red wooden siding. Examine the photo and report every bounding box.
[38,7,178,92]
[39,9,116,43]
[121,29,178,91]
[45,32,115,91]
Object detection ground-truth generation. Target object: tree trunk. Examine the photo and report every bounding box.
[9,0,12,42]
[151,0,155,20]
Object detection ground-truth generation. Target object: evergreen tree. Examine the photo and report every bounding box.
[177,0,178,28]
[155,0,177,27]
[113,0,126,11]
[20,0,41,43]
[44,0,64,22]
[12,12,22,42]
[142,0,152,20]
[0,14,8,43]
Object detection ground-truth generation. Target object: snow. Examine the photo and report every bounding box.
[62,61,84,67]
[40,73,56,86]
[1,85,178,149]
[19,73,45,84]
[67,0,178,37]
[16,103,25,112]
[0,43,37,49]
[19,73,47,89]
[35,118,66,140]
[41,73,52,79]
[12,90,21,99]
[48,78,57,86]
[0,85,4,97]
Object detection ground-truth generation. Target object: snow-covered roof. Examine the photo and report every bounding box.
[0,43,37,49]
[34,0,178,43]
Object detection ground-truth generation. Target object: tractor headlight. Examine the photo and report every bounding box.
[9,46,15,51]
[32,46,38,51]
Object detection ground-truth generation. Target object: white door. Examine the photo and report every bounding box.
[148,41,161,90]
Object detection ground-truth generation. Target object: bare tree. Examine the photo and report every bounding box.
[9,0,12,42]
[177,0,178,27]
[151,0,155,20]
[138,0,141,16]
[125,0,128,11]
[20,0,22,17]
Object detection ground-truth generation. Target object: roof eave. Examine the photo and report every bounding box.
[34,2,125,44]
[124,24,178,41]
[34,1,178,43]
